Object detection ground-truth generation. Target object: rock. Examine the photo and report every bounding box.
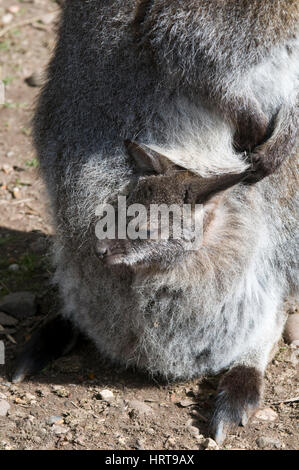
[2,13,13,25]
[47,416,64,426]
[0,400,10,417]
[23,393,37,404]
[289,348,299,366]
[178,399,198,408]
[97,389,115,402]
[186,419,200,437]
[0,292,37,318]
[255,407,278,422]
[290,340,299,348]
[284,314,299,345]
[12,187,21,199]
[25,71,44,88]
[202,438,219,450]
[0,312,18,326]
[127,399,153,415]
[40,12,57,25]
[52,386,69,398]
[256,437,282,449]
[8,264,19,272]
[8,6,20,14]
[2,163,13,174]
[52,424,69,435]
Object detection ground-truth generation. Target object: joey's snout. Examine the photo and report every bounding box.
[95,239,129,265]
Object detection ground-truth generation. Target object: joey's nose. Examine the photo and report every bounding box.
[97,247,108,257]
[95,243,110,258]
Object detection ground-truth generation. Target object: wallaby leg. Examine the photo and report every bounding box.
[12,316,78,383]
[210,365,263,445]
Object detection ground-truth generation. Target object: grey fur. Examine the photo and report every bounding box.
[33,0,299,439]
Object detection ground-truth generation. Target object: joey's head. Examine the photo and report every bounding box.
[95,141,246,271]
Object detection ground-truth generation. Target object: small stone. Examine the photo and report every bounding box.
[290,340,299,348]
[0,400,10,417]
[255,407,278,422]
[2,164,13,174]
[40,12,57,25]
[284,314,299,344]
[256,437,282,449]
[52,424,69,435]
[186,419,200,437]
[97,389,115,402]
[178,399,198,408]
[202,438,219,450]
[8,6,20,14]
[8,264,19,272]
[0,312,18,326]
[0,292,37,319]
[2,13,13,25]
[12,187,20,199]
[47,416,64,426]
[52,386,69,398]
[23,393,36,404]
[127,399,153,415]
[25,71,44,88]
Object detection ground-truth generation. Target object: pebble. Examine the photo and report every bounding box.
[97,389,115,402]
[12,187,21,199]
[52,386,69,398]
[2,163,13,174]
[8,264,19,272]
[52,424,69,435]
[47,416,64,426]
[126,399,153,415]
[284,314,299,345]
[23,393,37,404]
[256,437,282,449]
[0,400,10,417]
[254,407,278,422]
[8,6,20,14]
[0,292,37,319]
[25,71,44,88]
[2,13,13,25]
[0,312,18,326]
[186,419,200,437]
[202,438,219,450]
[40,12,57,25]
[178,399,198,408]
[255,408,278,421]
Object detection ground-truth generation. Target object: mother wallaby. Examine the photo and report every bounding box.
[14,1,299,444]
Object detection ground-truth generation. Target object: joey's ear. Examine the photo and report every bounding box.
[124,140,179,174]
[189,171,248,204]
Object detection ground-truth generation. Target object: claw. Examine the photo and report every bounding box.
[12,315,78,383]
[209,366,263,445]
[213,420,228,446]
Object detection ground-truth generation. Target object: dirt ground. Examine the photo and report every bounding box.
[0,0,298,451]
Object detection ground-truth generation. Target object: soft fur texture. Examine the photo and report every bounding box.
[32,2,299,438]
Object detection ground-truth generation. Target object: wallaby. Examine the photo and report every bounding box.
[13,1,299,445]
[133,0,299,181]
